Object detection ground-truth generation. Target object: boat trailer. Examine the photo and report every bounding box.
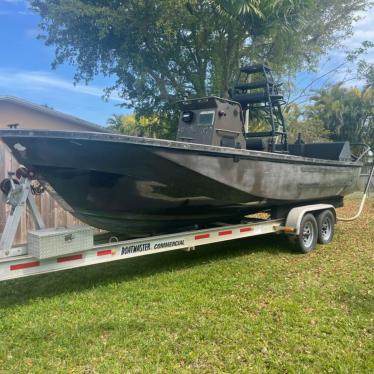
[0,169,349,282]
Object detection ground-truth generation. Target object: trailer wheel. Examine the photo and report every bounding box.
[294,213,318,253]
[316,210,335,244]
[0,178,19,196]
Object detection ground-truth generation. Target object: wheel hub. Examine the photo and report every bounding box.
[321,218,331,240]
[302,222,314,248]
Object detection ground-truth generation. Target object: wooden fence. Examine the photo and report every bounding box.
[360,164,374,192]
[0,141,81,244]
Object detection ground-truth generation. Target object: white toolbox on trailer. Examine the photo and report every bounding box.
[28,226,94,259]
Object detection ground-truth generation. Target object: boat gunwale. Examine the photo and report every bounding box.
[0,129,363,168]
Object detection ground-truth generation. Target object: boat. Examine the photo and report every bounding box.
[0,65,362,238]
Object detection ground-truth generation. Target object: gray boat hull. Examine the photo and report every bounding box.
[0,130,362,237]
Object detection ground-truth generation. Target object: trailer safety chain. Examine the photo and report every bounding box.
[337,161,374,222]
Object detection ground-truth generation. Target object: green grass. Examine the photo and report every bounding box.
[0,199,373,373]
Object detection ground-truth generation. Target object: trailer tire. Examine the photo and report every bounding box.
[316,210,335,245]
[294,213,318,253]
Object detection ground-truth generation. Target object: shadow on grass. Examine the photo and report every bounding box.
[0,233,295,308]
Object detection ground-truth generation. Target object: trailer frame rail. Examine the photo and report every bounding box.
[0,218,283,282]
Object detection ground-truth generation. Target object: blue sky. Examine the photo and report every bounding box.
[291,7,374,105]
[0,0,373,126]
[0,0,124,125]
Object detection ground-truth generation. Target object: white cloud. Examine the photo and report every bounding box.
[343,7,374,54]
[1,0,27,3]
[0,69,123,102]
[297,6,374,95]
[25,28,39,39]
[0,9,34,16]
[0,0,34,15]
[18,10,34,15]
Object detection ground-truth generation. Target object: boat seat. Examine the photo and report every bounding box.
[232,93,283,106]
[246,138,267,151]
[245,131,286,138]
[246,131,273,138]
[288,142,352,161]
[234,80,273,91]
[240,64,271,74]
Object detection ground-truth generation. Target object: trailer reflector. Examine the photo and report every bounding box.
[97,249,112,256]
[57,254,83,263]
[219,230,232,236]
[195,233,210,240]
[10,261,40,271]
[240,227,253,233]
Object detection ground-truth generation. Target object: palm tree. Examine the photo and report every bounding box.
[106,114,125,132]
[307,84,374,147]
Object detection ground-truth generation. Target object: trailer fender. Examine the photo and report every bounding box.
[285,204,336,235]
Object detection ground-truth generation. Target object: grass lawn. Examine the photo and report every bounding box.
[0,197,373,373]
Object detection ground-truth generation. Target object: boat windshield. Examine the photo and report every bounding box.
[198,111,215,126]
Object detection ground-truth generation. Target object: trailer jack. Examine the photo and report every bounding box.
[0,170,45,257]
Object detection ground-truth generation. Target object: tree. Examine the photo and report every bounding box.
[31,0,370,119]
[284,104,330,143]
[358,60,374,92]
[107,113,174,139]
[305,84,374,148]
[107,114,139,136]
